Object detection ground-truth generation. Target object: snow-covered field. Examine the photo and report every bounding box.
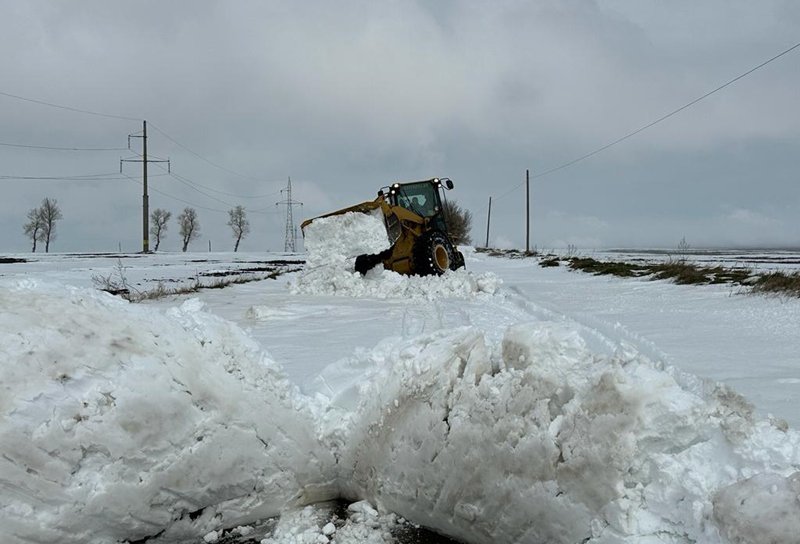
[2,240,799,544]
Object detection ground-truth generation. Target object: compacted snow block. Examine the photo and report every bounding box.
[713,472,800,544]
[0,281,335,544]
[335,322,800,544]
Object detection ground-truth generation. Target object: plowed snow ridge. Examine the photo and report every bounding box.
[1,279,799,544]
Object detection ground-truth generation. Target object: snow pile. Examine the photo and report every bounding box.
[302,209,391,268]
[296,208,499,299]
[334,323,800,544]
[0,280,335,544]
[4,278,800,544]
[291,265,501,299]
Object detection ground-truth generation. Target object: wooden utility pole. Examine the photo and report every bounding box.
[525,169,530,253]
[142,120,149,252]
[121,120,169,253]
[485,196,492,248]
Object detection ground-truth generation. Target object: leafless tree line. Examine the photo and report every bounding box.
[22,200,252,253]
[152,206,249,252]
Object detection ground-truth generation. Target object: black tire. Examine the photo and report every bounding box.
[413,230,455,276]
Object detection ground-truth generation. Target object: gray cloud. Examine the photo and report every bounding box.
[1,0,798,253]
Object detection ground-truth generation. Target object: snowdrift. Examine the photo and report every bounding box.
[0,281,335,544]
[2,279,800,544]
[333,324,800,544]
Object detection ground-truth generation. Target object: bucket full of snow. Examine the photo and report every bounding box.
[302,209,391,268]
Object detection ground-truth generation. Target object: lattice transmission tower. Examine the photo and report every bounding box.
[275,177,303,252]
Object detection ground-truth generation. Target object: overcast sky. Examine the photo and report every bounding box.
[1,1,798,253]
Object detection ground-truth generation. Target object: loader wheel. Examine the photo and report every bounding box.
[413,231,455,276]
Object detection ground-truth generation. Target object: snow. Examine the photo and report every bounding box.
[302,209,391,267]
[712,472,800,543]
[0,281,334,544]
[294,211,500,298]
[1,249,800,543]
[290,265,501,299]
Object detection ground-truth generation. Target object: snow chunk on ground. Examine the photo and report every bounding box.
[334,323,800,544]
[0,280,335,544]
[291,265,501,299]
[302,209,390,268]
[257,501,400,544]
[713,472,800,544]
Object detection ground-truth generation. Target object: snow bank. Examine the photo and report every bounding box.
[4,279,800,544]
[0,280,335,544]
[334,323,800,544]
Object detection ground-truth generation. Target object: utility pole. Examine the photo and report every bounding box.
[485,196,492,248]
[121,120,169,253]
[276,177,303,252]
[525,169,530,253]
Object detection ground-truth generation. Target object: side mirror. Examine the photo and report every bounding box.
[445,179,454,190]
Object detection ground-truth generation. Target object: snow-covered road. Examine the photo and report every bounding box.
[1,248,800,544]
[181,250,800,428]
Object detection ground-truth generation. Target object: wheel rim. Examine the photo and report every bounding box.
[433,244,450,271]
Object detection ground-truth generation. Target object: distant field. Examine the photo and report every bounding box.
[597,248,800,271]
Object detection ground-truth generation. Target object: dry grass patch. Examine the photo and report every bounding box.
[751,271,800,297]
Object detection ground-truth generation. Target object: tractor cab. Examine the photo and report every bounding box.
[385,178,454,232]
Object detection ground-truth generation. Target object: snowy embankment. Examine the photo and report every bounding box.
[2,214,800,544]
[0,281,335,544]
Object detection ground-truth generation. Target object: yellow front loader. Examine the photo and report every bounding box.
[300,178,465,276]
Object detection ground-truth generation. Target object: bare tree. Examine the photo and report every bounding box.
[442,199,472,246]
[38,198,63,253]
[150,209,172,251]
[227,205,250,252]
[23,207,45,252]
[178,207,200,252]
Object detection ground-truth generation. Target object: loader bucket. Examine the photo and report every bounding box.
[301,199,395,263]
[300,200,383,233]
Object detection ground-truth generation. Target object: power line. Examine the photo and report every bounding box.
[150,163,237,208]
[0,90,140,122]
[121,173,229,214]
[126,146,283,199]
[495,39,800,201]
[148,122,281,187]
[0,171,161,181]
[0,141,127,151]
[120,173,277,216]
[165,165,282,199]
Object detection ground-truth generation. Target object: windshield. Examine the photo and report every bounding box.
[393,182,439,217]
